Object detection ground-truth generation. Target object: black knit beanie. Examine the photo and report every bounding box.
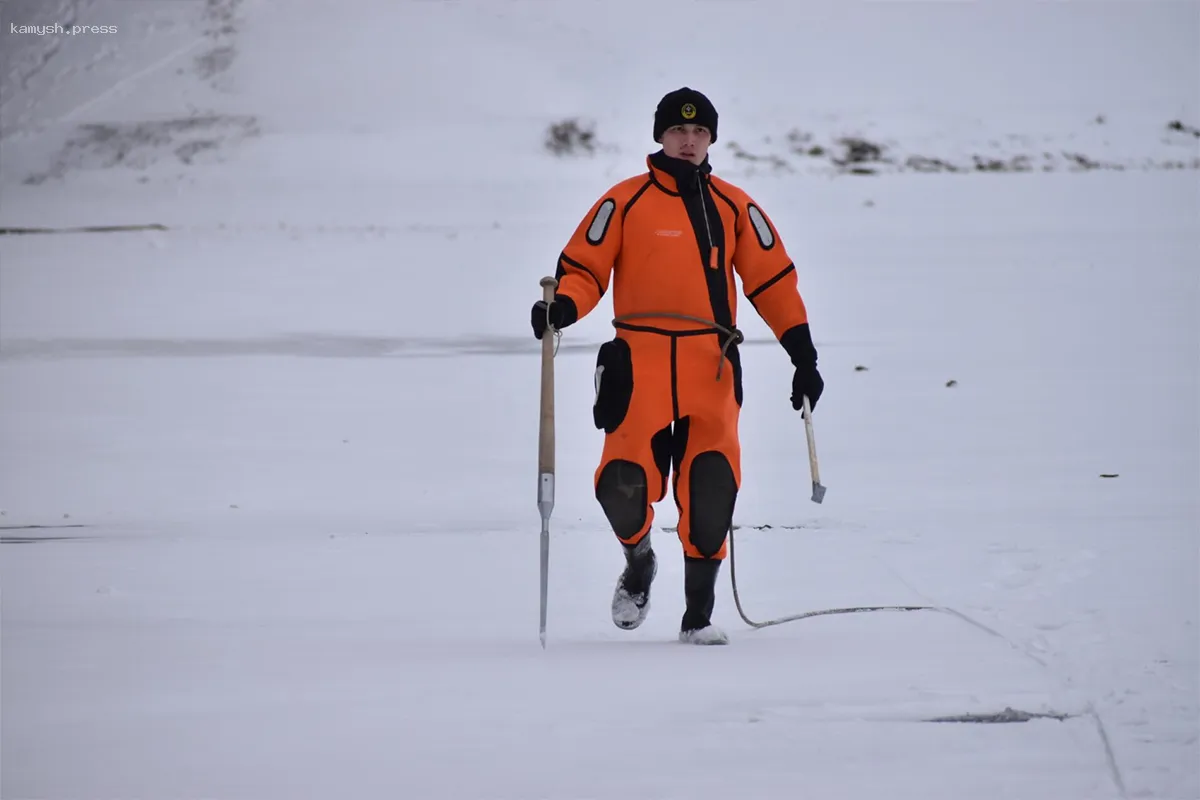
[653,87,718,144]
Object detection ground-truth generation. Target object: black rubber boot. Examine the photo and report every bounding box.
[679,557,728,645]
[611,535,657,630]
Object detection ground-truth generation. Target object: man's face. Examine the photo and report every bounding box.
[661,124,711,165]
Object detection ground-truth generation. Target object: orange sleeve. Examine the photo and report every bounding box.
[555,189,624,320]
[731,193,809,340]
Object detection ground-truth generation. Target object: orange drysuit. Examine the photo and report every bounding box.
[553,151,811,560]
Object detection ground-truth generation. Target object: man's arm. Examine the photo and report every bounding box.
[732,195,809,341]
[732,192,824,409]
[552,191,624,323]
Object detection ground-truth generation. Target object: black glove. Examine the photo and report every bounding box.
[780,323,824,412]
[530,295,578,340]
[792,364,824,413]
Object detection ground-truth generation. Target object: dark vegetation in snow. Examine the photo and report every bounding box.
[544,115,1200,175]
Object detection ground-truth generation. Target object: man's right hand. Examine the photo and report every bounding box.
[531,296,578,340]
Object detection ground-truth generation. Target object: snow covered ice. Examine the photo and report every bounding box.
[1,1,1197,799]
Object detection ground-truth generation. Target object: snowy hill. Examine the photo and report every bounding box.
[4,1,1198,197]
[2,2,1197,799]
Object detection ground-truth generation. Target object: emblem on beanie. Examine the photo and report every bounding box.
[681,103,697,120]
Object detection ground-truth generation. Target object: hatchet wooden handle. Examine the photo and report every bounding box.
[803,394,821,485]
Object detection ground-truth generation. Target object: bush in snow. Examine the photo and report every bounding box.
[545,118,597,156]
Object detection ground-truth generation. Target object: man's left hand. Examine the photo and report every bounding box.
[791,365,824,412]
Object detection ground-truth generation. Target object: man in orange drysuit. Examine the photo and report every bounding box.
[530,87,824,645]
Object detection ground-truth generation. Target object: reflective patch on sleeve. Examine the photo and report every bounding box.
[587,198,616,245]
[747,203,775,249]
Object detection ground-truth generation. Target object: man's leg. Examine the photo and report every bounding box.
[671,407,741,643]
[595,409,674,630]
[672,412,740,560]
[594,424,673,547]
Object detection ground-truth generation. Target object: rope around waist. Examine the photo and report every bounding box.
[610,312,743,380]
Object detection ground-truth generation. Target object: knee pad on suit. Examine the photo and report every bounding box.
[596,459,648,541]
[688,451,737,557]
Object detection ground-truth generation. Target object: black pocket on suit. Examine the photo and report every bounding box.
[593,338,634,433]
